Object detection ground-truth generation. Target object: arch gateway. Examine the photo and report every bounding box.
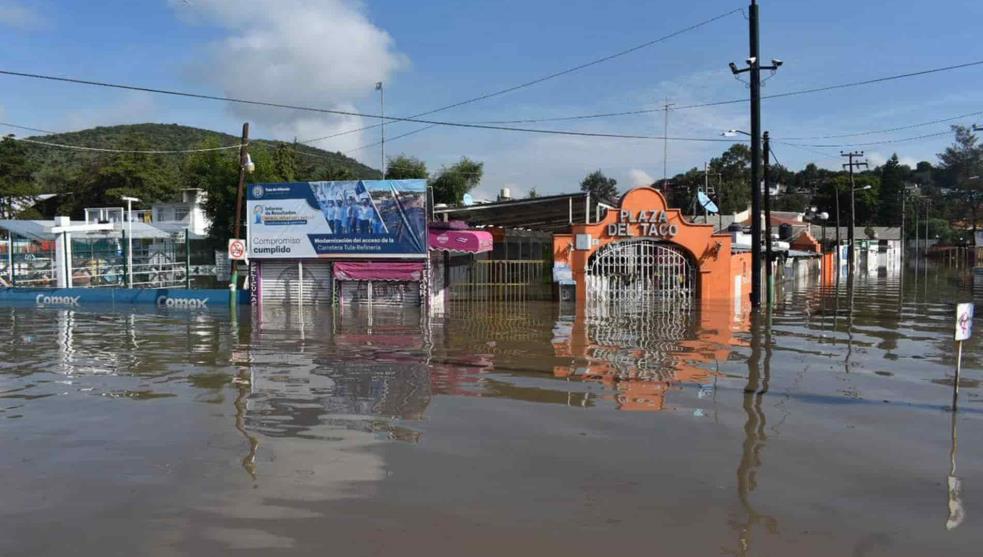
[553,187,752,311]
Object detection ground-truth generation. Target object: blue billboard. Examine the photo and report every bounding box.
[247,180,428,259]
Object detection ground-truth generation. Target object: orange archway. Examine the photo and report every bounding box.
[553,187,751,309]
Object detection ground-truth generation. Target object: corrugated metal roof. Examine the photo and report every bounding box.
[0,220,174,240]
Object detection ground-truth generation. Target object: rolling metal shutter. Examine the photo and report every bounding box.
[338,280,421,307]
[259,260,332,305]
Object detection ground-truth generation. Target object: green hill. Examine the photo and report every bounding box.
[23,122,381,190]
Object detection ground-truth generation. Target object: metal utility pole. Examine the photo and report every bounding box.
[377,81,385,177]
[841,151,868,277]
[662,97,675,182]
[763,131,774,306]
[229,122,250,295]
[729,0,781,308]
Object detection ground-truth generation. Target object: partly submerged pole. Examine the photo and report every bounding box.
[230,122,250,306]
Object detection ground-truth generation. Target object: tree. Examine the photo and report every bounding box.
[385,155,428,180]
[580,170,618,202]
[430,157,483,205]
[271,142,298,182]
[527,187,540,199]
[60,136,175,218]
[0,136,37,219]
[937,125,983,234]
[182,138,239,245]
[877,154,906,226]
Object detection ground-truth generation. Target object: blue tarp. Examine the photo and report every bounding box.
[0,287,250,310]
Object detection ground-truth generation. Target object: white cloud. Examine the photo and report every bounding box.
[0,1,45,30]
[627,169,655,187]
[171,0,407,153]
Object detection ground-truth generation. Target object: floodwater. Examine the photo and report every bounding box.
[1,269,981,556]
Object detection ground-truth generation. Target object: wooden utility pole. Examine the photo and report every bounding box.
[841,151,868,278]
[229,122,250,295]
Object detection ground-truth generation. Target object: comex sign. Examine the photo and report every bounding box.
[607,209,679,238]
[157,296,208,309]
[35,294,80,307]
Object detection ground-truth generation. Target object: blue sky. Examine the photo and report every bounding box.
[1,0,982,199]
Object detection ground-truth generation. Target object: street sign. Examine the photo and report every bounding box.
[228,239,247,261]
[956,303,974,341]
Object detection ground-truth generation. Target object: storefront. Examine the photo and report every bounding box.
[553,186,751,311]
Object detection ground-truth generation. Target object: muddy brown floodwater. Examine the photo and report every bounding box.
[1,269,981,556]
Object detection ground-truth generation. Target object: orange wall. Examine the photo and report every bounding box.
[556,187,739,306]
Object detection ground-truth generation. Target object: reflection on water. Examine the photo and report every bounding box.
[1,269,982,555]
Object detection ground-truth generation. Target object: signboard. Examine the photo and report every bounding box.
[247,180,428,259]
[956,303,974,341]
[228,238,247,261]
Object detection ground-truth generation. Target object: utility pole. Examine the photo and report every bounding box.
[841,151,868,278]
[229,122,250,298]
[763,131,774,306]
[662,97,675,182]
[729,0,781,308]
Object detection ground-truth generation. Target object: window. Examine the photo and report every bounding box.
[174,207,190,222]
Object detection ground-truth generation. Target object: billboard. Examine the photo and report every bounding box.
[247,180,428,259]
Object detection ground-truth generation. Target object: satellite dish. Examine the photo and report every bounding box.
[698,191,719,213]
[462,193,474,206]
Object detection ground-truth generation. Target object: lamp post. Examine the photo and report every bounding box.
[121,196,140,288]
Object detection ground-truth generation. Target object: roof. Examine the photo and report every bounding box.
[434,192,612,233]
[826,226,902,241]
[0,219,174,241]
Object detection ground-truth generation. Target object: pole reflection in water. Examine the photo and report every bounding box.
[730,312,778,555]
[947,409,965,531]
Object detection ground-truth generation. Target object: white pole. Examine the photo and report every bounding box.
[953,340,963,411]
[6,231,13,285]
[379,82,385,178]
[127,199,134,288]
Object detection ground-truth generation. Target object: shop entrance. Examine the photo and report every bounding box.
[585,238,695,307]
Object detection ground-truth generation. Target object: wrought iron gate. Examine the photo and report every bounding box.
[586,239,695,307]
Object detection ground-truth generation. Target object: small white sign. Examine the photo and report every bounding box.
[228,239,247,261]
[956,303,974,341]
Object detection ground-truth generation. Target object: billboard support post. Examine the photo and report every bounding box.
[230,122,250,306]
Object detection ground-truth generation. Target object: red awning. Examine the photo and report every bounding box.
[334,261,424,282]
[428,229,493,254]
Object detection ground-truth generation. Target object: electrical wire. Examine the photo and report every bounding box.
[0,121,58,135]
[0,69,755,142]
[775,110,983,140]
[780,129,952,149]
[12,136,242,154]
[474,59,983,124]
[346,125,438,155]
[298,7,743,145]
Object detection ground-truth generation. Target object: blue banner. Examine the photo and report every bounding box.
[247,180,428,258]
[0,288,249,309]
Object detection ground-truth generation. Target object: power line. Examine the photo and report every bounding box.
[775,110,983,140]
[0,69,751,142]
[0,121,58,135]
[298,7,743,145]
[474,59,983,124]
[780,129,952,149]
[11,136,242,154]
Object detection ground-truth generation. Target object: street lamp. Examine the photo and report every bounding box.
[121,196,140,288]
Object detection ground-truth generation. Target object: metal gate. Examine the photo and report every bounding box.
[586,239,695,307]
